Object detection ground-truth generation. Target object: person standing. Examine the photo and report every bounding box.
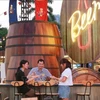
[15,60,39,97]
[58,58,73,100]
[28,59,52,81]
[52,58,73,100]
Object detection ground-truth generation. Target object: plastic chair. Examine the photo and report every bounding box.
[11,81,24,100]
[76,81,94,100]
[44,80,59,100]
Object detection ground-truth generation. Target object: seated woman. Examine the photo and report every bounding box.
[15,60,39,97]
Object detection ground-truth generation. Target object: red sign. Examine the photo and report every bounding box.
[35,0,47,21]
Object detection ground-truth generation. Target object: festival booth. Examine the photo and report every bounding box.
[0,0,100,100]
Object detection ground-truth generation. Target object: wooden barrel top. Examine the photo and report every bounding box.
[72,68,100,83]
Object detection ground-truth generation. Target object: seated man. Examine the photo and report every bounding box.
[28,59,52,81]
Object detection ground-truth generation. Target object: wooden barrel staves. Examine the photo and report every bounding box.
[5,21,64,81]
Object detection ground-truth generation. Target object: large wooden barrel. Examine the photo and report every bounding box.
[72,68,100,83]
[5,21,64,81]
[60,0,100,63]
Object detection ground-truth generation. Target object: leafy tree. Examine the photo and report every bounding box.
[0,27,8,50]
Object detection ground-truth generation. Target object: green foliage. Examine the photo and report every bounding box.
[48,11,56,21]
[48,0,53,4]
[0,28,7,37]
[0,28,8,50]
[27,8,35,14]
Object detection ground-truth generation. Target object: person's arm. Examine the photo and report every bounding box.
[50,76,60,81]
[59,76,67,82]
[26,75,39,84]
[27,68,35,78]
[27,71,36,79]
[45,69,53,81]
[50,75,67,82]
[59,68,71,82]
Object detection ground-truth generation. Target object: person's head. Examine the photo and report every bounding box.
[18,60,29,71]
[60,58,71,71]
[37,59,45,70]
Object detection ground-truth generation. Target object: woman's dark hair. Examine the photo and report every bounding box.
[37,59,45,64]
[60,58,71,69]
[17,60,29,71]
